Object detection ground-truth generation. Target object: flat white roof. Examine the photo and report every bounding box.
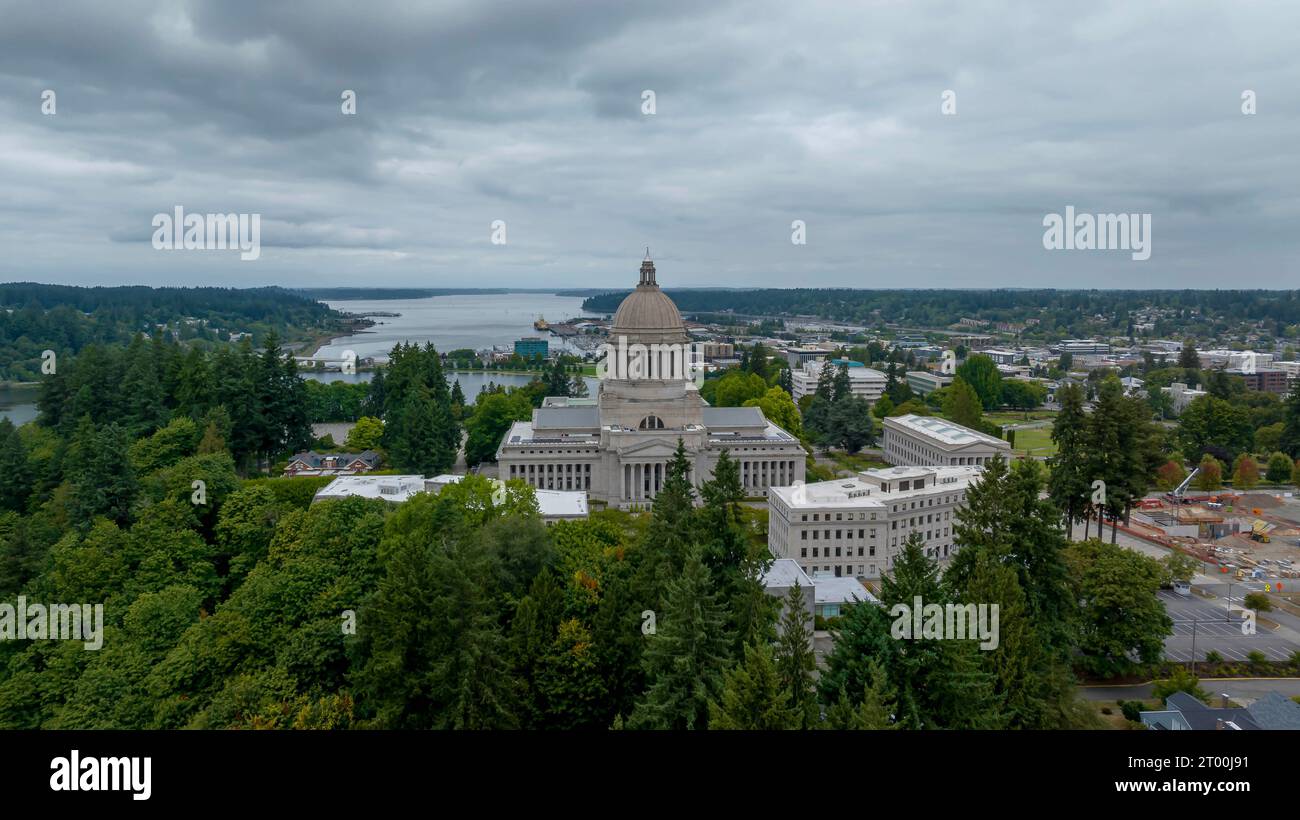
[809,574,878,605]
[315,473,587,518]
[885,414,1009,449]
[770,465,982,509]
[534,489,589,518]
[314,475,427,502]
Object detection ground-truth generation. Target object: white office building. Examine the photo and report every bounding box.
[313,474,589,523]
[905,370,952,396]
[1162,382,1209,416]
[767,465,982,579]
[790,358,887,403]
[882,414,1011,467]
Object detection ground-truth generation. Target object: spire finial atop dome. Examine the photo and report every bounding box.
[638,252,657,287]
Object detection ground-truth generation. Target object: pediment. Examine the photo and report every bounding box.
[618,438,687,459]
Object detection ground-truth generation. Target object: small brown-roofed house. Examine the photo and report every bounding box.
[284,450,382,477]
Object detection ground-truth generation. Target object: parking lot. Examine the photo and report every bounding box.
[1158,590,1298,663]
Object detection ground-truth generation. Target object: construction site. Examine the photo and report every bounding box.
[1123,471,1300,586]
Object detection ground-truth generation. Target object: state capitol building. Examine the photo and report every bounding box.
[495,255,806,508]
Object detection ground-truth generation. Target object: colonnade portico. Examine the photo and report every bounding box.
[617,460,698,502]
[738,457,800,494]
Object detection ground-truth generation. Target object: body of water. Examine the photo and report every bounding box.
[303,369,598,400]
[0,388,39,426]
[0,294,603,424]
[313,293,596,360]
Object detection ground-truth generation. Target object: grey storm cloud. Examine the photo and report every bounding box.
[0,0,1297,289]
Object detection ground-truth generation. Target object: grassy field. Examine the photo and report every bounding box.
[827,451,892,474]
[985,409,1057,426]
[1011,426,1057,458]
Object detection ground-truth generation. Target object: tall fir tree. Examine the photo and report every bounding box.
[709,641,797,730]
[630,547,731,730]
[775,580,817,728]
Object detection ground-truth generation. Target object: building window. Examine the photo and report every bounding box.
[638,415,665,430]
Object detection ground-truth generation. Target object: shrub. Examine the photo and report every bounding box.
[1152,667,1209,704]
[1205,650,1223,664]
[1265,451,1294,484]
[1120,701,1143,722]
[1248,650,1268,666]
[1243,592,1273,613]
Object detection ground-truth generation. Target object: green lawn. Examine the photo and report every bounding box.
[827,451,891,474]
[985,409,1057,426]
[1011,426,1056,458]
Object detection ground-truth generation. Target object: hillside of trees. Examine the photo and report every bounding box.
[0,284,345,382]
[582,288,1300,341]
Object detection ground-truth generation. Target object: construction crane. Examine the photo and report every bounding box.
[1166,466,1200,504]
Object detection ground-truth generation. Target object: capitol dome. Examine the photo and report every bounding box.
[610,254,689,344]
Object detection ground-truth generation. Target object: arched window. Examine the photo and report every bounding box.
[639,415,665,430]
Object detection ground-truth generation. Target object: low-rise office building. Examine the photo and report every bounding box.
[314,473,589,523]
[905,370,952,396]
[1227,367,1290,395]
[882,414,1011,467]
[767,465,982,579]
[1162,382,1209,415]
[514,336,549,359]
[790,358,887,403]
[760,560,879,634]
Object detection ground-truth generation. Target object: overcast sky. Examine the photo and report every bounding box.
[2,0,1298,290]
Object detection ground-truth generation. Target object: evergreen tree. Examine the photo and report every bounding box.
[0,419,29,513]
[355,534,517,729]
[698,449,772,654]
[775,580,817,728]
[828,396,875,453]
[832,362,852,402]
[66,417,138,530]
[823,659,896,729]
[121,335,167,437]
[630,547,731,730]
[709,641,797,730]
[814,361,835,401]
[1047,382,1090,529]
